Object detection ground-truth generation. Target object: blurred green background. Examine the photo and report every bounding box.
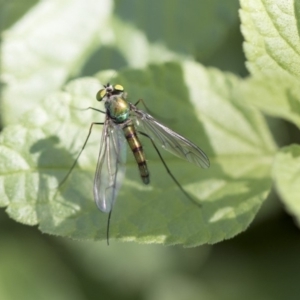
[1,1,300,299]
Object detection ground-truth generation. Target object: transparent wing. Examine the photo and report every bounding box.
[93,117,127,213]
[131,105,210,168]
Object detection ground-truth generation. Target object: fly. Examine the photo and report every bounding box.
[61,83,210,244]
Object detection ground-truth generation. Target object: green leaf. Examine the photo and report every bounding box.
[239,1,300,129]
[240,1,300,232]
[0,0,38,30]
[2,0,241,126]
[238,76,300,129]
[114,0,240,60]
[272,145,300,224]
[1,0,114,124]
[0,61,276,246]
[240,0,300,79]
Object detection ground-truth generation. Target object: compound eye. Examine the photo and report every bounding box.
[96,89,106,101]
[113,84,124,92]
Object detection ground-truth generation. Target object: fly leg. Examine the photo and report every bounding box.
[133,99,174,123]
[134,99,153,114]
[80,107,106,114]
[58,121,104,189]
[138,131,201,208]
[58,106,106,187]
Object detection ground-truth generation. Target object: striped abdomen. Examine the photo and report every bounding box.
[123,122,150,184]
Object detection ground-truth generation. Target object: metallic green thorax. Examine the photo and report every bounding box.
[104,93,150,184]
[105,96,130,123]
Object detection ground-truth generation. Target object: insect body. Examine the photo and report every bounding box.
[103,90,149,185]
[63,83,210,244]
